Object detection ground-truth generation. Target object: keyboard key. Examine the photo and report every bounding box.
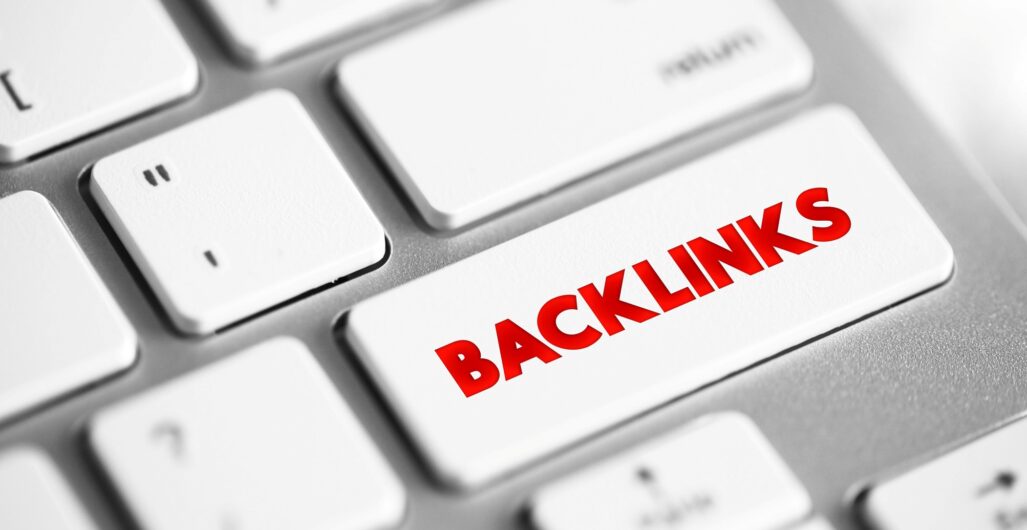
[0,0,198,163]
[0,192,136,422]
[345,107,953,488]
[530,413,812,530]
[337,0,814,229]
[861,415,1027,529]
[0,448,96,530]
[791,518,836,530]
[198,0,440,65]
[89,337,405,530]
[90,90,386,335]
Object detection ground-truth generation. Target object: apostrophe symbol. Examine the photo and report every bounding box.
[204,250,219,268]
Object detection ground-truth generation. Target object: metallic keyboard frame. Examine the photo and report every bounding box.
[2,1,1025,529]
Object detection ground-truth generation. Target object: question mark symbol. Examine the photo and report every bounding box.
[151,421,186,462]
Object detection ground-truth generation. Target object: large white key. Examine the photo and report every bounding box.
[90,337,405,530]
[337,0,814,230]
[0,0,198,163]
[345,107,954,488]
[862,415,1027,529]
[0,192,136,422]
[0,448,96,530]
[91,90,386,335]
[198,0,440,65]
[530,413,812,530]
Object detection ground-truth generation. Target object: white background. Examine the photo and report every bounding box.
[839,0,1027,222]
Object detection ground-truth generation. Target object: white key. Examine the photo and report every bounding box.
[197,0,440,65]
[862,415,1027,530]
[337,0,814,230]
[0,0,198,163]
[790,518,836,530]
[0,448,96,530]
[89,337,405,530]
[0,192,136,422]
[91,90,386,335]
[530,413,811,530]
[345,107,954,488]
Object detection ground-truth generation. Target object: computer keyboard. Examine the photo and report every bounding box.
[2,1,1027,530]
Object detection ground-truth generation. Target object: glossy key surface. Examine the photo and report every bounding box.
[346,107,953,488]
[338,0,814,229]
[0,191,136,423]
[90,91,386,335]
[90,337,405,530]
[0,0,197,163]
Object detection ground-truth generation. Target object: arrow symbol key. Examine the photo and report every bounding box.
[977,471,1017,498]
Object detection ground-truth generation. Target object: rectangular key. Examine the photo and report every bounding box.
[861,415,1027,529]
[791,518,836,530]
[344,107,954,488]
[197,0,440,65]
[90,337,405,530]
[0,192,136,422]
[0,448,96,530]
[90,90,386,335]
[337,0,814,229]
[0,0,197,163]
[530,413,812,530]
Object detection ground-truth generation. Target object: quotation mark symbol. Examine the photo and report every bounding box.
[144,164,171,187]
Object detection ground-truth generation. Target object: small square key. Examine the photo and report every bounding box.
[530,413,813,530]
[89,337,405,530]
[0,448,97,530]
[196,0,440,65]
[90,90,386,334]
[0,191,136,422]
[0,0,198,163]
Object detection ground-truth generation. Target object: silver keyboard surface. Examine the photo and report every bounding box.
[3,1,1027,529]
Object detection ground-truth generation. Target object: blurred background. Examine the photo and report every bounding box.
[839,0,1027,223]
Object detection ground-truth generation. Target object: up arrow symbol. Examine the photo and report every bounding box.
[977,471,1017,498]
